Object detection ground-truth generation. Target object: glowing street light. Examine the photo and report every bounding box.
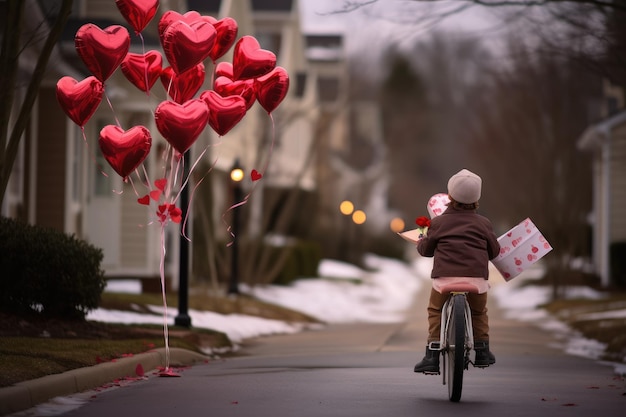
[390,217,405,233]
[352,210,366,225]
[339,200,354,215]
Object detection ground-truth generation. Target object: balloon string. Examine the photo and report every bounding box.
[78,126,109,180]
[140,163,152,190]
[219,114,277,247]
[159,223,171,370]
[176,146,213,241]
[138,32,151,98]
[103,91,122,128]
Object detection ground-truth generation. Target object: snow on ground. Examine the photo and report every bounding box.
[96,254,625,373]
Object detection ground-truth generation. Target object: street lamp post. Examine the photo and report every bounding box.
[175,151,192,328]
[229,159,244,295]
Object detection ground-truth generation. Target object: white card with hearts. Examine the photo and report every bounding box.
[491,218,553,281]
[427,193,450,218]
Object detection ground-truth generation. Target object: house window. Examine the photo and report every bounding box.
[72,126,84,203]
[295,72,306,98]
[94,119,112,196]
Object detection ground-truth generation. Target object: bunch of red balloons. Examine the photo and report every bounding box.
[56,0,290,181]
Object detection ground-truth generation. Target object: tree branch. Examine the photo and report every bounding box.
[0,0,73,201]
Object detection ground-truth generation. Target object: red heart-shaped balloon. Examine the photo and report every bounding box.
[121,50,163,93]
[75,24,130,82]
[232,35,276,80]
[213,76,256,110]
[99,125,152,180]
[56,76,104,127]
[254,66,289,114]
[200,90,247,137]
[154,99,209,154]
[160,64,205,104]
[161,20,216,75]
[214,61,233,79]
[115,0,159,34]
[158,11,215,42]
[209,17,238,62]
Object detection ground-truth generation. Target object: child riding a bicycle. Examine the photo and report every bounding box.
[414,169,500,374]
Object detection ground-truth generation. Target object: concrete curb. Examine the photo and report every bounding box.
[0,348,209,416]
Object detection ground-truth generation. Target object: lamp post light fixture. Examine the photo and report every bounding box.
[229,159,244,295]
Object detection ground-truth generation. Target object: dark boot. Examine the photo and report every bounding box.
[474,340,495,367]
[414,343,440,374]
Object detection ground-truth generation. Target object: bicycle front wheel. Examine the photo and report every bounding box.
[447,294,466,402]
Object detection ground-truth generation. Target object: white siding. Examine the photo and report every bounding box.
[610,127,626,242]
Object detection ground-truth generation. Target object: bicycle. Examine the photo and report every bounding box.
[431,281,491,402]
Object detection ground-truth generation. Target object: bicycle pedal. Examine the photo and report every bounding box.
[423,371,440,375]
[471,361,490,369]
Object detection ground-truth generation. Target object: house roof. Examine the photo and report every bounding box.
[578,110,626,150]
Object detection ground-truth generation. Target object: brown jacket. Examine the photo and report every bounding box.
[417,205,500,279]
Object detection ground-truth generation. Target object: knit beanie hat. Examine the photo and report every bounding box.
[447,169,482,204]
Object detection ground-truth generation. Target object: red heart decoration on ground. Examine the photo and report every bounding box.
[75,24,130,82]
[115,0,159,34]
[213,76,256,109]
[232,35,276,80]
[155,99,209,154]
[200,90,247,136]
[254,66,289,114]
[209,17,238,62]
[99,125,152,180]
[161,20,216,75]
[121,50,163,93]
[160,64,205,104]
[56,76,104,127]
[251,169,263,181]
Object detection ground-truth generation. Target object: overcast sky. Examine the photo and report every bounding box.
[298,0,508,78]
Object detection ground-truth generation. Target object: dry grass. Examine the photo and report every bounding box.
[542,293,626,363]
[0,290,319,388]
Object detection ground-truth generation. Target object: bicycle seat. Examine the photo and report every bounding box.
[433,277,486,294]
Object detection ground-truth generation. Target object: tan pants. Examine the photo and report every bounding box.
[426,288,489,343]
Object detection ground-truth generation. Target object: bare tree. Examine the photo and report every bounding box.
[466,40,597,298]
[0,0,73,205]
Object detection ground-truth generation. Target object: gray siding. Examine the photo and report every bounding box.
[120,183,149,268]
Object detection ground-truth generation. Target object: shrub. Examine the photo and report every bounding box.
[272,240,322,286]
[0,217,106,319]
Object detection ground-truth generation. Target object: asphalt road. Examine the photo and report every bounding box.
[21,283,626,417]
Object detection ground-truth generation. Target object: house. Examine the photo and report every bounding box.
[3,0,343,290]
[577,109,626,287]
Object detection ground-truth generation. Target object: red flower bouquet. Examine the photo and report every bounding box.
[415,216,431,238]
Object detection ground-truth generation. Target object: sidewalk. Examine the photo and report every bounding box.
[0,278,561,416]
[0,348,208,416]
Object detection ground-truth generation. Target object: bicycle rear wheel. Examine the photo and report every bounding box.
[447,294,466,402]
